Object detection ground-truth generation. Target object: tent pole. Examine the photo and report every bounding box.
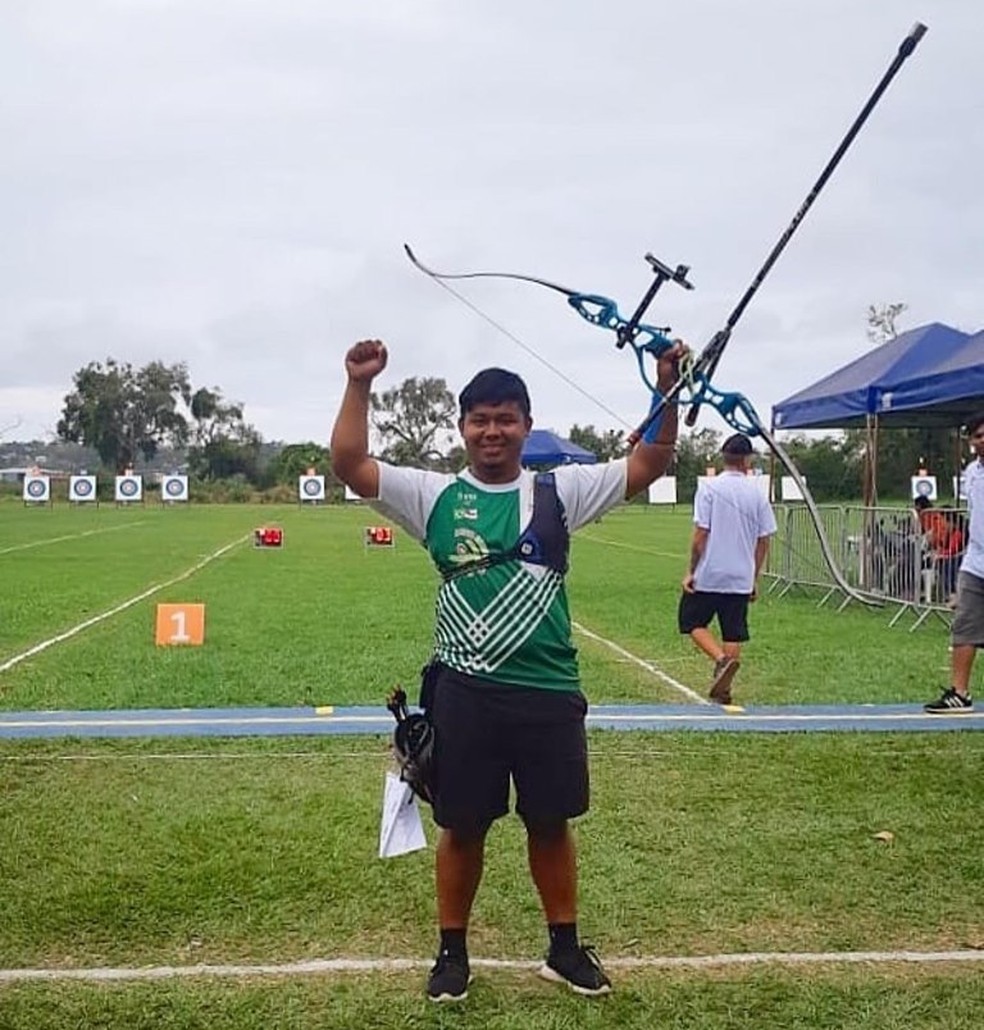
[768,414,778,502]
[862,414,878,507]
[860,414,880,592]
[872,417,879,506]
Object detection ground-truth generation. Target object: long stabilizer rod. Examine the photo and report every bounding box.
[649,22,929,434]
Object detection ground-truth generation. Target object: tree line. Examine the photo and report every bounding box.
[45,298,969,502]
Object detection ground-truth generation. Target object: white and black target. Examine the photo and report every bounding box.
[23,475,50,503]
[162,475,189,502]
[298,474,325,502]
[910,475,937,502]
[115,475,143,502]
[69,475,97,502]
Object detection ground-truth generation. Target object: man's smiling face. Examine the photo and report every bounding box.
[459,401,532,484]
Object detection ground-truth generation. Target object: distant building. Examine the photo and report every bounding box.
[0,466,70,483]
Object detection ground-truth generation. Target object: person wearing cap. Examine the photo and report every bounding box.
[679,432,777,705]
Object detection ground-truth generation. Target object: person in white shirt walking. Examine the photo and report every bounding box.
[678,433,777,705]
[924,413,984,713]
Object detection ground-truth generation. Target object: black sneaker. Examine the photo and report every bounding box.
[539,944,611,996]
[924,688,973,714]
[427,951,471,1003]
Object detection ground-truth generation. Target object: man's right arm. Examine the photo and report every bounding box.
[682,525,709,592]
[330,339,387,499]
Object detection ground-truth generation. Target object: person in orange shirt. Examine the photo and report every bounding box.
[914,496,964,599]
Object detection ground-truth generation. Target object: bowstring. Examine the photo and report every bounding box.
[422,275,633,430]
[422,271,852,596]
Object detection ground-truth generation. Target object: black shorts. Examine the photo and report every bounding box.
[951,570,984,646]
[678,591,750,642]
[427,664,589,831]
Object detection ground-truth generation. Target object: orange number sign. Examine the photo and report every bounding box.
[155,603,206,646]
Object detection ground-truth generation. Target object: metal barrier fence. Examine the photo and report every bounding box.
[765,504,964,630]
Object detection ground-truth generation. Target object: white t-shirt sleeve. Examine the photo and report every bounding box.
[694,482,713,529]
[554,459,628,532]
[374,462,454,542]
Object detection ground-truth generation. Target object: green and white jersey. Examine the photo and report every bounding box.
[374,460,627,690]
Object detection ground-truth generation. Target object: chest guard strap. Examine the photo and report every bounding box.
[443,472,569,581]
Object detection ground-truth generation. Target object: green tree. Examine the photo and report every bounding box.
[674,427,723,501]
[567,424,626,462]
[57,359,190,471]
[267,442,331,485]
[779,434,864,501]
[370,376,456,469]
[442,444,467,473]
[186,386,262,483]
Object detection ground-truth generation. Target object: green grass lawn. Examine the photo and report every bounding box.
[1,500,980,1028]
[4,969,984,1030]
[2,732,984,1027]
[0,502,954,709]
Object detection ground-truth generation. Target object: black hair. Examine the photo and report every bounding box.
[458,368,531,420]
[721,433,753,457]
[966,412,984,435]
[913,495,932,510]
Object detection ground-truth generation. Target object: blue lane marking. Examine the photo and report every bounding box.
[0,704,982,739]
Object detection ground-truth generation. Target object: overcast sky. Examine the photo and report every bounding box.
[2,0,980,449]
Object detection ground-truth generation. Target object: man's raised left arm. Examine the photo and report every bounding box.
[624,341,687,499]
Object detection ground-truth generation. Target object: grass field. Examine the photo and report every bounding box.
[0,501,953,708]
[2,500,983,1028]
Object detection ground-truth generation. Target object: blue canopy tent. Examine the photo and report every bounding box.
[521,429,598,467]
[772,322,981,430]
[771,322,984,502]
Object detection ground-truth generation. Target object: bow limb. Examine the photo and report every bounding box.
[405,243,675,400]
[757,424,881,608]
[404,244,578,299]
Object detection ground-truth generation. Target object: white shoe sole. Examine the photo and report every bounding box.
[538,962,611,996]
[428,973,472,1003]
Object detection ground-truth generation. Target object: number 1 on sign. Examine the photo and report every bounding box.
[170,609,190,642]
[155,603,206,646]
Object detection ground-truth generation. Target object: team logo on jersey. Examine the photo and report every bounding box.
[449,527,489,568]
[453,507,478,521]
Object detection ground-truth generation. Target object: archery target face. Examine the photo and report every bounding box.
[69,475,96,501]
[299,475,325,501]
[910,475,937,501]
[162,475,188,501]
[23,476,50,502]
[115,475,143,501]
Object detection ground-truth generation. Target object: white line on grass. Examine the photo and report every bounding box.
[0,521,146,556]
[573,621,707,704]
[0,535,250,674]
[3,950,984,983]
[578,532,683,561]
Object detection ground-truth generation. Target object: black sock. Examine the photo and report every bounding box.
[439,927,468,959]
[548,922,578,954]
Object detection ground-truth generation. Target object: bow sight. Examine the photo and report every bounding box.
[615,253,694,351]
